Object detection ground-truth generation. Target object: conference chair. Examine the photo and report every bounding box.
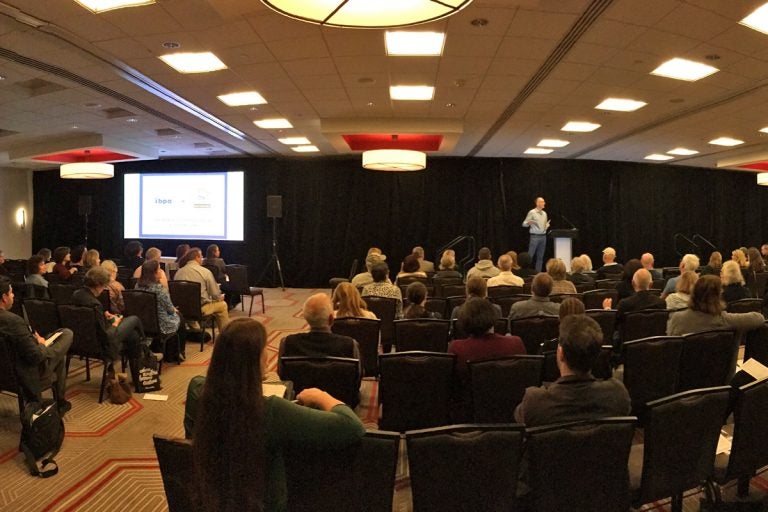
[629,386,731,512]
[652,278,666,290]
[97,288,111,313]
[23,298,60,338]
[445,296,466,320]
[58,304,110,403]
[283,430,400,512]
[328,258,358,292]
[619,309,669,345]
[394,319,451,352]
[279,356,360,408]
[468,355,544,423]
[662,267,681,280]
[726,298,763,313]
[122,289,172,370]
[582,289,618,310]
[23,283,49,300]
[621,336,683,418]
[527,417,637,512]
[494,317,509,335]
[595,279,620,289]
[509,315,560,355]
[225,264,264,316]
[441,284,467,298]
[677,329,737,393]
[169,280,216,351]
[0,337,59,414]
[405,424,525,512]
[363,296,397,352]
[331,317,381,377]
[744,321,768,366]
[574,282,596,293]
[486,285,523,298]
[585,309,617,346]
[152,436,198,512]
[48,283,77,305]
[396,275,432,295]
[432,277,463,298]
[709,377,768,503]
[549,293,583,304]
[424,297,448,318]
[378,351,455,431]
[541,343,613,383]
[489,294,531,318]
[754,271,768,298]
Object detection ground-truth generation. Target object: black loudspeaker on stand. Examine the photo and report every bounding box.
[78,195,92,245]
[257,195,286,290]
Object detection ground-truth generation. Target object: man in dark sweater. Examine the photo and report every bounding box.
[616,268,666,319]
[278,293,360,378]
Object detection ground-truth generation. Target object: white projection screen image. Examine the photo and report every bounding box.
[123,172,244,241]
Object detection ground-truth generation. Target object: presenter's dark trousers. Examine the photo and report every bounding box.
[529,234,546,272]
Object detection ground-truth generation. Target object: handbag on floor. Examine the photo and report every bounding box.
[107,370,132,404]
[20,399,64,478]
[133,345,162,393]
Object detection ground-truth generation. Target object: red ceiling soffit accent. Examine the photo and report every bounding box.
[342,134,443,151]
[32,148,139,163]
[739,162,768,171]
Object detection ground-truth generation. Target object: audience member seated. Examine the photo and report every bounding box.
[580,253,595,273]
[72,267,148,373]
[595,247,624,279]
[434,251,462,279]
[412,246,435,273]
[746,246,766,290]
[641,252,663,280]
[332,282,377,319]
[559,297,585,320]
[466,247,501,280]
[395,254,427,285]
[698,251,723,276]
[361,261,403,318]
[721,260,753,303]
[450,276,502,320]
[667,275,764,335]
[82,249,100,271]
[514,314,630,427]
[350,253,385,289]
[615,259,643,303]
[762,244,768,265]
[175,243,190,265]
[546,258,577,294]
[202,244,227,284]
[123,241,145,272]
[137,260,184,360]
[0,250,7,276]
[174,248,230,332]
[732,249,749,270]
[100,260,126,314]
[0,277,73,415]
[404,282,441,319]
[507,251,521,272]
[70,244,87,271]
[449,298,526,385]
[51,246,77,281]
[487,254,524,287]
[25,255,49,289]
[513,252,538,279]
[661,253,700,298]
[509,273,561,319]
[568,255,594,286]
[132,247,169,288]
[665,271,698,310]
[616,269,665,321]
[277,293,360,377]
[192,317,364,512]
[38,248,54,273]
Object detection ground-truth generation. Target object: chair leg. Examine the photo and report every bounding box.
[17,393,24,416]
[249,295,254,317]
[737,476,751,497]
[670,493,682,512]
[98,364,108,404]
[261,294,265,314]
[85,357,91,381]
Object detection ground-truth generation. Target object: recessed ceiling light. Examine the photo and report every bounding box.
[291,145,319,153]
[385,31,446,56]
[390,85,435,101]
[709,137,744,146]
[217,91,267,106]
[524,147,553,155]
[561,121,601,132]
[126,117,139,123]
[740,3,768,35]
[159,52,227,73]
[667,147,699,156]
[645,154,674,161]
[760,127,768,134]
[278,137,311,145]
[74,0,155,13]
[595,98,647,112]
[254,118,293,129]
[650,57,719,81]
[537,139,570,148]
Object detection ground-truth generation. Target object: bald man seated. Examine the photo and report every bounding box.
[616,268,666,321]
[277,293,360,378]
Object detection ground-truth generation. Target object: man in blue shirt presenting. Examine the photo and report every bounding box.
[522,197,550,272]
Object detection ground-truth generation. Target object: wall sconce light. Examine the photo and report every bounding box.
[15,207,26,230]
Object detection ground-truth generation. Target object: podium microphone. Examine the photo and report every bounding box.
[561,214,577,230]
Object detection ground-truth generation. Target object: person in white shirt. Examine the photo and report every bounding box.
[522,197,550,271]
[174,248,230,331]
[487,254,524,287]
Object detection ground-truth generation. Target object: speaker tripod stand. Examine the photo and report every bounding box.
[257,216,286,291]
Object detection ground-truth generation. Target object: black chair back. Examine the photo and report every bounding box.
[677,329,737,392]
[24,283,49,300]
[527,417,636,512]
[489,294,531,318]
[284,430,400,512]
[574,282,596,293]
[549,293,583,304]
[441,284,467,298]
[509,315,560,355]
[494,317,509,335]
[632,387,730,509]
[363,296,397,347]
[582,289,618,310]
[620,309,669,344]
[445,295,466,318]
[331,317,381,377]
[394,319,450,352]
[487,285,523,298]
[596,279,620,289]
[225,264,249,293]
[49,283,77,305]
[279,356,360,408]
[0,337,22,409]
[432,277,463,297]
[754,271,768,298]
[424,297,447,318]
[152,436,199,512]
[378,351,455,431]
[169,280,203,322]
[98,288,111,313]
[58,305,103,360]
[726,298,763,313]
[405,424,525,512]
[23,299,60,337]
[586,309,617,346]
[468,355,544,423]
[744,321,768,366]
[622,336,683,416]
[123,289,161,336]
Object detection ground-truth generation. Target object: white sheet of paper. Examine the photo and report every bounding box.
[739,358,768,380]
[143,394,169,401]
[716,434,732,454]
[263,383,287,398]
[44,331,63,347]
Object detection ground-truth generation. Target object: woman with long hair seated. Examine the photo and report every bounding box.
[665,270,698,310]
[332,282,377,319]
[100,260,125,314]
[137,260,184,359]
[404,281,442,319]
[395,254,427,285]
[721,260,753,303]
[193,317,365,512]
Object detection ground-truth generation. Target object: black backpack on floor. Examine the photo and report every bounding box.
[20,399,64,478]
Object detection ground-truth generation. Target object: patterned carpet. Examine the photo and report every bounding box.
[0,288,766,511]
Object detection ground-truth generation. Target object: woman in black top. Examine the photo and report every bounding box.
[721,260,753,303]
[514,252,538,278]
[404,282,441,319]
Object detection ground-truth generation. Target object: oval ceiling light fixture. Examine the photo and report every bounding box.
[757,173,768,186]
[60,162,115,179]
[362,149,426,171]
[261,0,474,29]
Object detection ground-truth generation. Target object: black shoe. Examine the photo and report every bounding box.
[58,400,72,417]
[203,332,212,342]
